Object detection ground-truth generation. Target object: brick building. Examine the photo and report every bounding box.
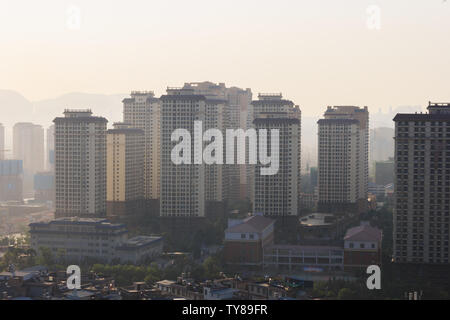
[343,224,382,270]
[223,215,275,267]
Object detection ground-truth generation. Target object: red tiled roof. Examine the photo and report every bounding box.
[344,225,382,242]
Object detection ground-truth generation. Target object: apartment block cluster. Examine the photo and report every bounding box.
[1,80,448,268]
[49,84,372,224]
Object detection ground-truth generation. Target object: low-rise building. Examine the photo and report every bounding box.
[298,212,355,243]
[116,236,163,264]
[343,223,382,270]
[263,245,344,272]
[262,223,382,273]
[0,270,41,282]
[29,217,162,264]
[155,277,204,300]
[223,215,275,267]
[203,287,237,300]
[246,281,288,300]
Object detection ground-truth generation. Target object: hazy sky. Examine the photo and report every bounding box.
[1,0,449,116]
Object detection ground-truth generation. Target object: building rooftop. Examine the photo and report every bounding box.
[54,110,107,123]
[427,101,450,110]
[63,109,92,115]
[29,217,125,229]
[130,90,154,96]
[393,113,450,121]
[344,225,382,242]
[160,94,206,100]
[394,101,450,120]
[156,280,176,286]
[116,236,163,250]
[0,270,40,281]
[324,106,368,114]
[258,93,283,100]
[252,99,294,106]
[225,215,274,234]
[122,95,159,104]
[299,213,335,227]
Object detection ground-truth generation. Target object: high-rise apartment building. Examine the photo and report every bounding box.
[204,98,227,202]
[160,88,206,217]
[181,83,228,202]
[317,106,369,214]
[54,110,107,218]
[253,115,300,218]
[226,86,253,200]
[13,122,45,197]
[393,102,450,264]
[250,94,302,213]
[106,123,145,218]
[123,91,161,200]
[182,82,252,201]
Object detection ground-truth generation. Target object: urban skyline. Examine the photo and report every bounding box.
[1,0,449,304]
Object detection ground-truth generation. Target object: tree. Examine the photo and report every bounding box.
[191,264,206,281]
[36,247,54,267]
[337,288,358,300]
[310,281,328,298]
[203,256,221,279]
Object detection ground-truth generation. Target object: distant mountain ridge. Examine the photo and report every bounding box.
[0,90,127,128]
[0,89,425,167]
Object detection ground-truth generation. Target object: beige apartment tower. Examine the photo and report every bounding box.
[253,116,300,218]
[317,106,369,214]
[123,91,161,200]
[250,94,302,210]
[181,82,252,201]
[106,123,145,218]
[54,110,107,218]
